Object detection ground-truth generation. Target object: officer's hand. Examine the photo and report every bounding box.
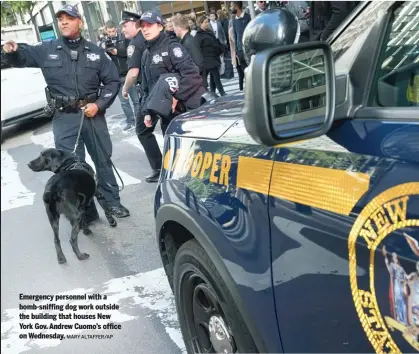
[122,86,129,99]
[84,103,99,118]
[144,115,152,128]
[172,98,178,113]
[3,41,18,53]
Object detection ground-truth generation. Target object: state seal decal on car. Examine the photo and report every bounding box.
[348,182,419,353]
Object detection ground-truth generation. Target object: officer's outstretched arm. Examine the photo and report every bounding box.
[96,51,121,111]
[4,42,45,68]
[168,43,202,101]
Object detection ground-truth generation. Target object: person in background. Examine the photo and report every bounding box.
[208,10,227,77]
[209,10,227,46]
[255,0,269,15]
[195,16,226,96]
[164,18,177,39]
[228,15,237,72]
[231,1,251,91]
[188,17,198,36]
[279,1,310,42]
[101,20,140,131]
[172,14,206,88]
[120,11,147,122]
[310,1,359,41]
[217,9,234,79]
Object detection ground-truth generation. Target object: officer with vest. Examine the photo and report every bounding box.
[120,11,147,108]
[137,11,205,183]
[2,5,130,221]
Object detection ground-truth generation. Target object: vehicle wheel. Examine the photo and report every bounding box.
[174,239,258,353]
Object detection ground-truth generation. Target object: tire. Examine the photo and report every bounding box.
[174,239,258,353]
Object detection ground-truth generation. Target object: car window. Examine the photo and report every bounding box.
[330,1,394,61]
[369,1,419,107]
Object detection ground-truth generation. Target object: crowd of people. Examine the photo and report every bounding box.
[1,1,360,225]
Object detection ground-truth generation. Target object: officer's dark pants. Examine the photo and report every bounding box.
[52,111,120,206]
[135,112,171,171]
[136,75,205,171]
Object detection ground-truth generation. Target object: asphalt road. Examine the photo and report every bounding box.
[1,76,240,354]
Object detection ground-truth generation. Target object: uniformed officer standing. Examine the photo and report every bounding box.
[2,5,130,221]
[120,11,147,104]
[137,11,205,183]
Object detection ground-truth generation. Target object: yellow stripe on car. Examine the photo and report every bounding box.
[163,148,371,215]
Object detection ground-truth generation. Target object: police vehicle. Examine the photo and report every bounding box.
[155,1,418,353]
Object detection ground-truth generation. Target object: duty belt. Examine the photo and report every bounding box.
[52,94,98,111]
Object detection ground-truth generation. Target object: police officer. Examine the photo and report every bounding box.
[2,5,130,221]
[120,11,147,106]
[137,11,205,183]
[101,20,140,131]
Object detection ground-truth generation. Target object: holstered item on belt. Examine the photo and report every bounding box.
[44,87,56,117]
[53,93,98,112]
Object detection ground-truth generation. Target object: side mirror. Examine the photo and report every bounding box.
[243,41,335,146]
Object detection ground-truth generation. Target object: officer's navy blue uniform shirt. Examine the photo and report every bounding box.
[127,31,147,70]
[4,38,120,112]
[140,31,202,107]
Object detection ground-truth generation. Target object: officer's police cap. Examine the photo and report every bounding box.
[55,5,81,19]
[140,11,164,25]
[120,10,141,25]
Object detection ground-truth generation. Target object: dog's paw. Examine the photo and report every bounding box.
[78,253,90,260]
[110,218,117,227]
[83,228,93,236]
[58,256,67,264]
[106,216,117,227]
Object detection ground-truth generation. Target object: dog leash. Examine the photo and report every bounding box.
[72,108,125,192]
[72,107,85,154]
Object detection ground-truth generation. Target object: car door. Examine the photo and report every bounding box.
[268,1,419,352]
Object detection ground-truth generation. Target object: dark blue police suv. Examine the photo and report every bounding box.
[154,1,419,353]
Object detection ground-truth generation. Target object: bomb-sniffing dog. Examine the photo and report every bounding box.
[28,148,117,264]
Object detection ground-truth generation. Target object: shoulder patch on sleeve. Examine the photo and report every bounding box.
[127,45,135,58]
[172,46,183,58]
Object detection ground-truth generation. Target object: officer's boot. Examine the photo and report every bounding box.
[83,201,100,224]
[145,170,161,183]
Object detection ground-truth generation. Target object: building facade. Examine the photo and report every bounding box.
[23,1,231,44]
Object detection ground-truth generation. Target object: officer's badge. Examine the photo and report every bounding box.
[127,45,134,58]
[152,54,163,64]
[173,47,183,58]
[349,182,419,353]
[86,53,100,62]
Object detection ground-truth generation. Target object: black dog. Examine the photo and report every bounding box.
[28,148,117,264]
